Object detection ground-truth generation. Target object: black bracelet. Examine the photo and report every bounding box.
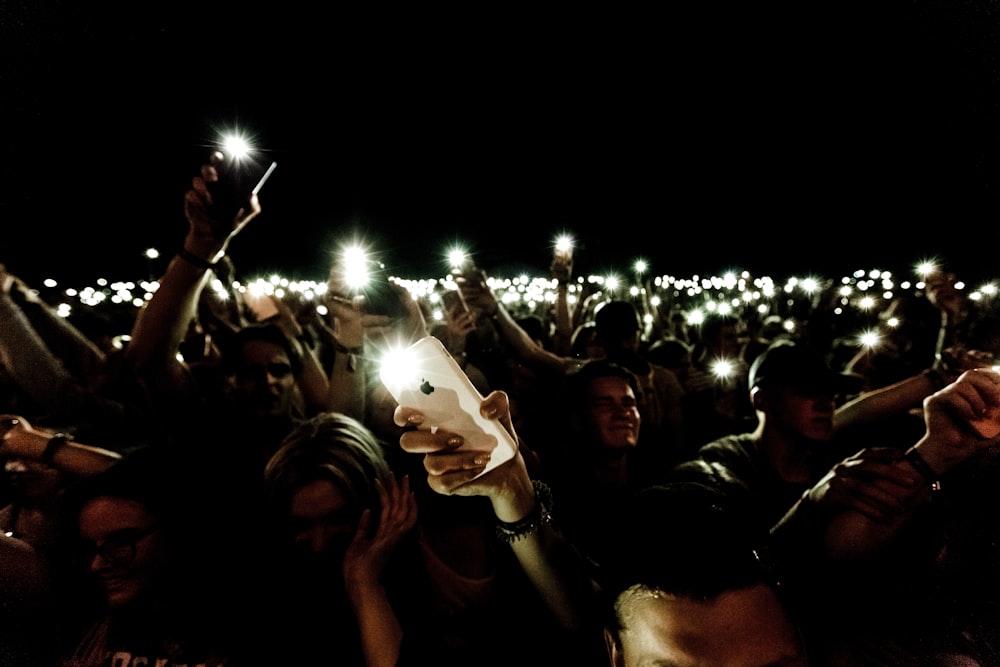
[42,433,70,466]
[904,448,940,487]
[495,480,554,544]
[177,248,219,270]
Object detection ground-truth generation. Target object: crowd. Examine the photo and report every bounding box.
[4,153,1000,666]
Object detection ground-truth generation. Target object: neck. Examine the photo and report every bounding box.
[753,423,814,484]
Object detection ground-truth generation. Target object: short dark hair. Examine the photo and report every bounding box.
[563,359,642,413]
[594,300,641,343]
[601,482,778,603]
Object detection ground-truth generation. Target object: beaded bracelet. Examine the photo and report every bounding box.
[495,480,554,544]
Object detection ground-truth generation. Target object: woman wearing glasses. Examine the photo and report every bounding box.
[54,446,242,667]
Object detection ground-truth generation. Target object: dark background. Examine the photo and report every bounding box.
[3,1,1000,287]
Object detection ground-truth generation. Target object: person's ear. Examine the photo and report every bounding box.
[604,627,626,667]
[751,386,767,412]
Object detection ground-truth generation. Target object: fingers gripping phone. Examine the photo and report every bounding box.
[379,336,518,478]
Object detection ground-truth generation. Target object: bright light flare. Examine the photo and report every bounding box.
[378,344,420,394]
[710,358,734,379]
[555,235,574,257]
[859,330,880,349]
[448,247,469,270]
[221,134,251,159]
[341,245,372,290]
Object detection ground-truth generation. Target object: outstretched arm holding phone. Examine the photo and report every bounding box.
[125,154,261,402]
[393,390,596,633]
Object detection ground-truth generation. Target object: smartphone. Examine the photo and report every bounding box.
[379,336,518,478]
[207,153,277,222]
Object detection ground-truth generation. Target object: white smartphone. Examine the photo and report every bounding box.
[252,161,278,195]
[379,336,518,478]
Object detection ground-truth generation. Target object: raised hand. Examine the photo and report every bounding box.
[342,474,417,590]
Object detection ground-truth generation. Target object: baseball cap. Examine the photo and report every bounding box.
[748,341,855,396]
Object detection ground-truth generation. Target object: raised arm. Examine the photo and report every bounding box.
[395,390,592,632]
[125,155,260,399]
[458,269,581,376]
[788,368,1000,560]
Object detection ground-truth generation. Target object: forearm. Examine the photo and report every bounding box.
[346,580,404,667]
[492,477,585,631]
[834,372,938,432]
[493,304,575,374]
[292,339,332,416]
[326,349,366,420]
[3,423,121,476]
[551,283,572,356]
[126,253,210,375]
[0,294,81,406]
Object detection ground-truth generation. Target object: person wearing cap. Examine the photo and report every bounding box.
[666,339,913,534]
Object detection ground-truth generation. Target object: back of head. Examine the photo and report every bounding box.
[594,300,641,346]
[645,337,691,370]
[602,481,776,601]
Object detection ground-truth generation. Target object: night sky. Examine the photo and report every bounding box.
[4,1,1000,287]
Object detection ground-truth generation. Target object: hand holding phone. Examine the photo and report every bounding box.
[379,336,518,479]
[206,150,277,223]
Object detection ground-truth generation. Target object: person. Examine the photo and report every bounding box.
[0,414,122,665]
[538,359,674,580]
[256,411,426,666]
[51,446,247,667]
[601,482,812,667]
[667,338,903,533]
[393,385,607,665]
[428,288,492,394]
[0,265,133,446]
[769,366,1000,662]
[592,299,686,454]
[682,313,757,452]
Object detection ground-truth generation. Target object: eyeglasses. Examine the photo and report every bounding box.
[235,362,293,382]
[78,524,161,567]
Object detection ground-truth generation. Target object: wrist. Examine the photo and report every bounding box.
[909,439,950,480]
[490,474,537,524]
[494,480,554,544]
[178,247,223,270]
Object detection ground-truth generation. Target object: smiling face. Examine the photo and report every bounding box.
[585,376,641,449]
[77,496,167,609]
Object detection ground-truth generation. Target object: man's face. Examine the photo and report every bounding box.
[606,583,809,667]
[586,376,641,449]
[766,386,836,443]
[232,339,297,418]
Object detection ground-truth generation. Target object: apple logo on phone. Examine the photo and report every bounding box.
[400,381,496,452]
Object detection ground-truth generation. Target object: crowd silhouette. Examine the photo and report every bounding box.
[5,154,1000,666]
